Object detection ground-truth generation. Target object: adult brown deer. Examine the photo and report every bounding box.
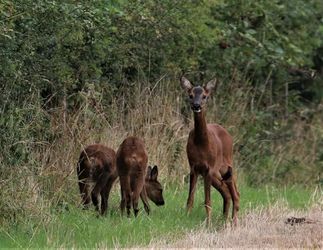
[77,144,118,215]
[117,136,165,217]
[180,76,240,225]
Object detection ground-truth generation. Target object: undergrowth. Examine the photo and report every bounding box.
[1,78,322,229]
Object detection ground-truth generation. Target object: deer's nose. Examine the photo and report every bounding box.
[193,103,201,109]
[157,200,165,206]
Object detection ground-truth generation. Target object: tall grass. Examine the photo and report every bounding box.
[0,76,322,233]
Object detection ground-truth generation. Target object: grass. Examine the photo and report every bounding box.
[158,203,322,248]
[0,183,319,248]
[2,77,322,248]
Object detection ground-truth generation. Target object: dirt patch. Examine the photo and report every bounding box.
[151,203,323,248]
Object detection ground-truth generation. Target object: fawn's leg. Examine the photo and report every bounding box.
[119,175,132,217]
[101,174,117,215]
[131,174,145,217]
[140,186,150,215]
[78,180,91,208]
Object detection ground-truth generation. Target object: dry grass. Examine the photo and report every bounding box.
[152,202,323,249]
[41,78,323,188]
[1,78,322,228]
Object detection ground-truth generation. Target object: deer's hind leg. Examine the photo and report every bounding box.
[91,171,109,214]
[226,179,240,225]
[100,174,117,216]
[119,175,132,217]
[101,175,117,214]
[77,164,92,208]
[210,172,231,221]
[78,180,91,208]
[223,167,240,225]
[131,173,145,217]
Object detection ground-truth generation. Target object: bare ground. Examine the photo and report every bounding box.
[151,202,323,249]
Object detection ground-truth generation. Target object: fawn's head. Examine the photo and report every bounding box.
[145,165,165,206]
[180,76,217,113]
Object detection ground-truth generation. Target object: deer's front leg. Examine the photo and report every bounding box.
[140,187,150,215]
[204,175,212,226]
[187,170,198,213]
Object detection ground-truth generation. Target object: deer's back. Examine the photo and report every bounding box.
[78,144,117,180]
[116,136,148,176]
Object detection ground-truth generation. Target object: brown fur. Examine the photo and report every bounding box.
[77,144,117,215]
[116,136,164,217]
[181,76,240,225]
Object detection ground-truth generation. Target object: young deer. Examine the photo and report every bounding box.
[77,144,118,215]
[180,76,240,225]
[117,136,165,217]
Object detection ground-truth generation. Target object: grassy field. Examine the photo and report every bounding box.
[156,201,322,248]
[0,183,320,248]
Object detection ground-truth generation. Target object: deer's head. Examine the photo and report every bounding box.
[145,165,165,206]
[180,76,217,113]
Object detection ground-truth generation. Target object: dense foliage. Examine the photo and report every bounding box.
[2,0,322,100]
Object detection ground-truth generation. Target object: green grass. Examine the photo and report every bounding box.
[0,183,318,248]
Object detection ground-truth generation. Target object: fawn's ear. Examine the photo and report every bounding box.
[147,165,152,177]
[180,76,193,92]
[150,165,159,180]
[205,78,217,94]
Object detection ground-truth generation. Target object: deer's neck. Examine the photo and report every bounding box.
[193,110,209,145]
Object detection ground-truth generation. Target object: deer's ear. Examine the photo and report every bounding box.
[150,165,158,180]
[180,76,193,92]
[147,165,152,177]
[205,78,217,94]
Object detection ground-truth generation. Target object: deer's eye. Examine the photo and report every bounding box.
[203,95,207,100]
[189,95,193,99]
